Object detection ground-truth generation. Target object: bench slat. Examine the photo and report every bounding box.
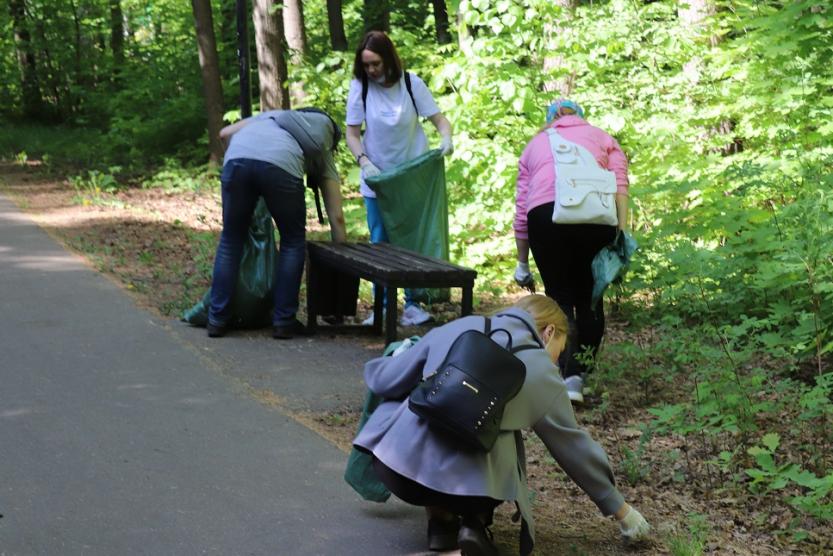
[306,241,477,344]
[308,242,474,284]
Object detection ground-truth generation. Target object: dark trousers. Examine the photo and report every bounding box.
[371,458,501,518]
[527,203,617,377]
[208,158,306,328]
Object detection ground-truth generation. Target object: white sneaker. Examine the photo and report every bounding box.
[564,375,585,404]
[362,311,382,326]
[400,304,433,326]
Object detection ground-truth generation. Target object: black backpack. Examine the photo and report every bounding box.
[408,315,543,451]
[270,108,342,223]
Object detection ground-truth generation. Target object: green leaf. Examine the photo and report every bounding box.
[761,433,780,452]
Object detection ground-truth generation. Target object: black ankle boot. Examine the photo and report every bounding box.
[427,516,460,551]
[458,513,498,556]
[272,319,312,339]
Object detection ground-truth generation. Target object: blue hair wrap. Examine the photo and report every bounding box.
[546,99,584,123]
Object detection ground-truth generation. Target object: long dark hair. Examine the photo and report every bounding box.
[352,30,403,84]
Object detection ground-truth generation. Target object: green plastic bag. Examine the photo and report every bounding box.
[591,230,638,307]
[182,199,276,328]
[366,149,450,303]
[343,336,420,503]
[343,389,390,503]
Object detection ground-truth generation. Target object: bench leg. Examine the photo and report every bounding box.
[373,283,384,335]
[461,283,473,317]
[385,286,398,345]
[306,258,318,335]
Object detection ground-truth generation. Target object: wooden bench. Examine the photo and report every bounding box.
[306,241,477,344]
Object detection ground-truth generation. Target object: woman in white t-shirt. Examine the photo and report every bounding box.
[345,30,453,327]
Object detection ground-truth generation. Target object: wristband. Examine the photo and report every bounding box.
[356,153,368,164]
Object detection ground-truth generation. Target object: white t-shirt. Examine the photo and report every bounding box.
[346,73,440,198]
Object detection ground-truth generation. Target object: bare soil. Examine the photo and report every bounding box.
[2,161,829,556]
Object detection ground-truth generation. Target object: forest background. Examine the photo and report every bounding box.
[1,0,831,553]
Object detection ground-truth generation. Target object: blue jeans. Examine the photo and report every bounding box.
[364,196,416,308]
[209,159,306,327]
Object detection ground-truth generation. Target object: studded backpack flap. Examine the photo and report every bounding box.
[408,315,542,451]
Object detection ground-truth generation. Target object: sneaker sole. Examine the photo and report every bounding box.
[567,390,585,404]
[457,532,497,556]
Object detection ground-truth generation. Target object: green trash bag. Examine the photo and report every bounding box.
[343,336,420,503]
[182,199,276,329]
[366,149,450,303]
[591,230,638,307]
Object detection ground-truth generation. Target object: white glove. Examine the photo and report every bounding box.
[513,262,535,292]
[440,134,454,156]
[391,338,414,357]
[618,506,650,541]
[361,160,381,179]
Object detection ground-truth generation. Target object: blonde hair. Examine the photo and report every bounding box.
[511,294,569,361]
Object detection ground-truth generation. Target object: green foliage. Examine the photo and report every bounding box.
[140,160,216,192]
[0,122,108,168]
[69,166,125,206]
[746,432,833,521]
[4,0,833,528]
[619,427,653,486]
[667,513,710,556]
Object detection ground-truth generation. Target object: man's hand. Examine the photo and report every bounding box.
[513,262,535,293]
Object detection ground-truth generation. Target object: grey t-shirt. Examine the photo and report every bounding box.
[223,110,339,183]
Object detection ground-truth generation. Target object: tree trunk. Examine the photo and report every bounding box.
[191,0,226,165]
[283,0,306,64]
[8,0,43,118]
[363,0,389,33]
[110,0,124,67]
[34,16,63,120]
[542,0,576,96]
[326,0,348,51]
[235,0,253,117]
[678,0,718,47]
[432,0,451,45]
[678,0,740,154]
[220,0,238,81]
[283,0,307,105]
[252,0,289,110]
[393,0,427,34]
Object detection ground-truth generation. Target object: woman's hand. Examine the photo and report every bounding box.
[440,134,454,156]
[615,504,650,541]
[513,262,535,292]
[361,159,382,178]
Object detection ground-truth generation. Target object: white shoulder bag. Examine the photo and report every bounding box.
[546,128,618,226]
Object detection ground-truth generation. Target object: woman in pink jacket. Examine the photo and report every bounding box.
[513,99,629,403]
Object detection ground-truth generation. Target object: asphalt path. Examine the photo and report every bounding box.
[0,192,429,555]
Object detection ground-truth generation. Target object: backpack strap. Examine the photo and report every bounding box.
[484,313,544,355]
[484,316,516,352]
[307,176,324,224]
[295,106,341,149]
[403,71,418,113]
[285,107,335,225]
[361,74,368,113]
[362,72,418,114]
[496,313,544,353]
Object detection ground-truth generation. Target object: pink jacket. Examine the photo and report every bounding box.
[513,115,629,239]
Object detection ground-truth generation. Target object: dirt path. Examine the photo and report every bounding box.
[1,161,823,555]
